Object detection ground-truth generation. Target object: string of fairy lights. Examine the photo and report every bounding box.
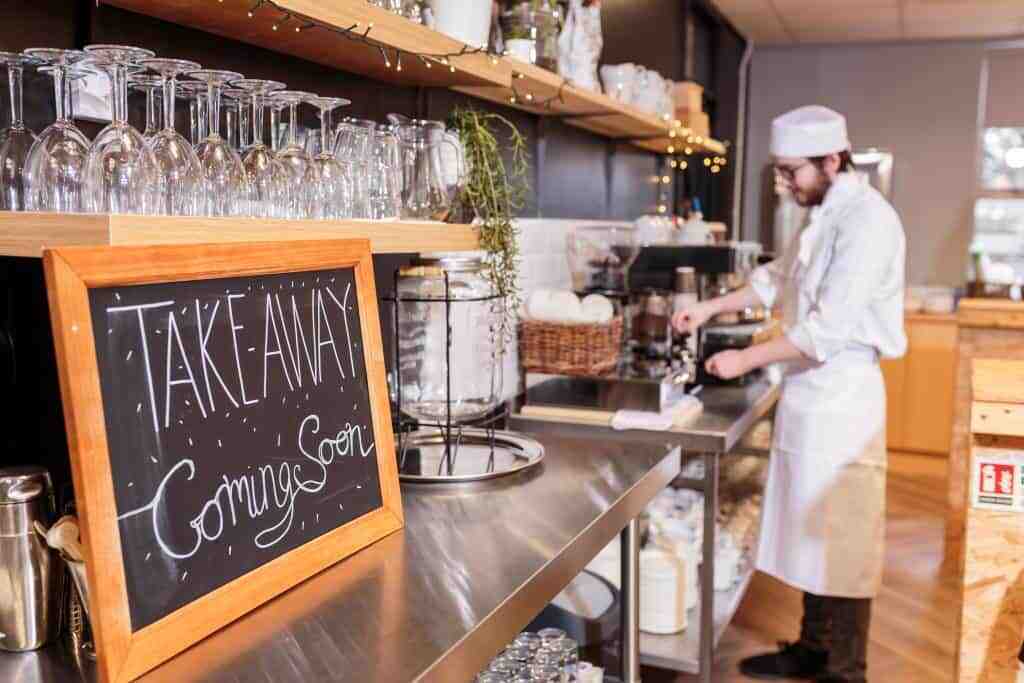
[231,0,729,182]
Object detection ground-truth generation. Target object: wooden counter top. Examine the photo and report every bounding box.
[957,298,1024,329]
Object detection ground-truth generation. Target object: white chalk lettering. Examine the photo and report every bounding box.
[262,293,295,397]
[195,298,239,412]
[107,301,174,436]
[226,293,259,406]
[163,312,207,428]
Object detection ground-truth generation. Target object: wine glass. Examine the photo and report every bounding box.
[129,74,163,140]
[221,87,242,152]
[139,58,203,216]
[231,78,286,218]
[0,52,43,211]
[177,80,208,147]
[268,94,288,154]
[186,69,246,217]
[82,45,159,215]
[21,49,92,213]
[272,90,315,219]
[223,87,253,152]
[306,95,352,220]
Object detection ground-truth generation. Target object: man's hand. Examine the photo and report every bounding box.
[705,350,751,380]
[671,301,719,335]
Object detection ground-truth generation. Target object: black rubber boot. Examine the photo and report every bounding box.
[738,641,829,680]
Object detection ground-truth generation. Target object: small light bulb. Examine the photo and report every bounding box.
[247,11,253,17]
[669,130,676,138]
[525,93,533,101]
[368,22,374,28]
[711,165,721,173]
[295,26,300,32]
[449,64,455,72]
[491,57,499,65]
[704,158,711,167]
[670,160,678,169]
[657,205,667,214]
[518,72,525,79]
[662,175,671,184]
[667,145,675,154]
[509,95,517,104]
[684,147,693,155]
[272,23,278,30]
[680,161,688,170]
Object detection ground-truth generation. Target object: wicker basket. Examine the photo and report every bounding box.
[519,316,623,376]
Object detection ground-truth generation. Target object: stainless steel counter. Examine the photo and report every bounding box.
[1,433,679,683]
[510,375,781,455]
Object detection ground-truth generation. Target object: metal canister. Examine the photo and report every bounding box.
[0,466,58,651]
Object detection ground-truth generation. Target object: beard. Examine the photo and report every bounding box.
[792,167,831,207]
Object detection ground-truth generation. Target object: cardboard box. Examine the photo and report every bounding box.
[672,81,704,114]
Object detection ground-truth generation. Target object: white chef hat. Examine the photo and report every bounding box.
[770,105,850,158]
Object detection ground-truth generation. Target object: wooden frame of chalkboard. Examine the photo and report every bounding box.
[43,239,403,683]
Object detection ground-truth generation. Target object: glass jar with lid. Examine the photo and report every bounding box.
[395,253,503,425]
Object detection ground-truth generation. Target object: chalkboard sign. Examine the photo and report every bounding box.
[44,240,402,683]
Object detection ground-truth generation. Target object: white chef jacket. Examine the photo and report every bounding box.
[750,172,907,364]
[746,171,907,598]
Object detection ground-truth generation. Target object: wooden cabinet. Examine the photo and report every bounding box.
[883,313,958,455]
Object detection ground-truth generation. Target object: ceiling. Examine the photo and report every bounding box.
[710,0,1024,45]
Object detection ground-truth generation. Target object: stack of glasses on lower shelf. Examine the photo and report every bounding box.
[0,45,461,220]
[586,455,767,635]
[475,627,603,682]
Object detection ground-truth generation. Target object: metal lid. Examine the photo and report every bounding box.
[413,253,484,273]
[0,466,51,505]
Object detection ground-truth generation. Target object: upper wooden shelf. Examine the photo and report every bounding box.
[101,0,726,156]
[0,213,479,258]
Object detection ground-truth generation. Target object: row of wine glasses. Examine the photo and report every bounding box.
[0,44,423,219]
[0,44,464,220]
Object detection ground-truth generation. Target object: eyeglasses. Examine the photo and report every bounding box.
[774,160,812,182]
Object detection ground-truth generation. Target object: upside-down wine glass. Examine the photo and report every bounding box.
[187,69,246,217]
[0,52,43,211]
[231,78,286,218]
[177,80,207,147]
[22,48,92,213]
[130,74,163,140]
[306,95,352,220]
[223,87,252,152]
[139,58,203,216]
[82,45,159,215]
[272,90,315,219]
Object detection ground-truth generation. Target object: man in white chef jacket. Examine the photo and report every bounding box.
[673,105,906,683]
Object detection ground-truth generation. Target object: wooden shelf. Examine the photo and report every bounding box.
[0,213,479,257]
[101,0,727,156]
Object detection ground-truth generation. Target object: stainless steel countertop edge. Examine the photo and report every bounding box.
[417,445,682,683]
[510,379,781,454]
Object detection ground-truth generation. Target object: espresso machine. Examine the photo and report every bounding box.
[628,242,770,386]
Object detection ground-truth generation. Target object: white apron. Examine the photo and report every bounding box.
[753,176,900,599]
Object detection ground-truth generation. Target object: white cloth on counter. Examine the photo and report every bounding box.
[611,395,703,431]
[749,172,907,364]
[610,410,674,431]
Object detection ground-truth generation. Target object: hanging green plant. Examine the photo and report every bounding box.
[447,106,529,352]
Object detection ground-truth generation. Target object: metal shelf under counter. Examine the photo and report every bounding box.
[510,376,781,683]
[1,432,679,683]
